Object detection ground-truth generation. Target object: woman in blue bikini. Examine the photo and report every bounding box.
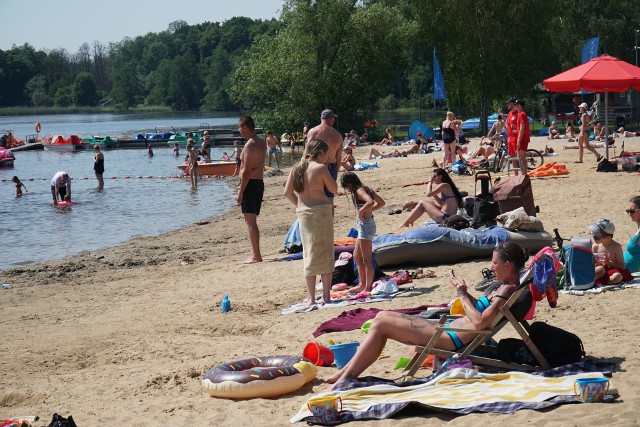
[399,168,462,227]
[325,241,528,389]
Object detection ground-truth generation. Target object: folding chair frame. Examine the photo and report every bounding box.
[403,284,551,379]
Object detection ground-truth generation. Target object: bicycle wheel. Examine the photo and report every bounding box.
[524,149,544,170]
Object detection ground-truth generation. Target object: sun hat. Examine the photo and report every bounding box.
[321,109,337,119]
[514,99,525,107]
[579,102,589,109]
[588,218,615,236]
[506,98,517,104]
[335,252,352,267]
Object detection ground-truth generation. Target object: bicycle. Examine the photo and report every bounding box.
[491,139,544,173]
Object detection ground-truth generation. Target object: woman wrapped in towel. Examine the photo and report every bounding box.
[285,139,339,306]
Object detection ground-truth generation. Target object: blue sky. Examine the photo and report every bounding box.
[1,0,284,52]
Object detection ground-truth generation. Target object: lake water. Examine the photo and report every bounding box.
[0,112,257,272]
[0,111,240,139]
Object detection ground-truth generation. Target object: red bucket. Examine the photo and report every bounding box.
[303,342,335,366]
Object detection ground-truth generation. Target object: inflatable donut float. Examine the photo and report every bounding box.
[202,355,316,399]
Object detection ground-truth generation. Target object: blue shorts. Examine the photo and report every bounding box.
[356,216,376,240]
[324,162,338,198]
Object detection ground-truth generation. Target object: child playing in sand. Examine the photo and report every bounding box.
[12,176,27,197]
[590,218,634,286]
[340,172,385,293]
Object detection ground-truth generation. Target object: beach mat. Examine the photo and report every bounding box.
[560,272,640,296]
[290,360,617,424]
[280,286,414,315]
[312,304,449,337]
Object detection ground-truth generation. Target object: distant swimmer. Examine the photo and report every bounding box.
[148,146,154,157]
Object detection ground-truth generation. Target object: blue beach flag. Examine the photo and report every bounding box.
[580,37,599,94]
[581,37,599,64]
[433,46,446,101]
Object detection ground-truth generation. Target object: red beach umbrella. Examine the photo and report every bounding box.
[543,55,640,159]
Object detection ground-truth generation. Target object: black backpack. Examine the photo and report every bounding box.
[530,322,585,367]
[497,322,585,367]
[331,257,356,285]
[472,193,499,228]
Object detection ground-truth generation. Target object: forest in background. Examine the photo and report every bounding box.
[1,0,638,133]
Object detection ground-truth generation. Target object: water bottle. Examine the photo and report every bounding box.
[221,294,231,313]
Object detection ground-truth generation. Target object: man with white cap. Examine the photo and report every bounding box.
[305,109,343,202]
[577,102,602,163]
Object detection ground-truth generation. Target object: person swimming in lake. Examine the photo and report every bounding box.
[12,176,27,197]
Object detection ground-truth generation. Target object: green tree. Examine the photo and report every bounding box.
[25,75,52,106]
[110,62,142,108]
[71,72,99,106]
[230,0,410,132]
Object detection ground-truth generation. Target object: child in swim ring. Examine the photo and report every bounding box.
[340,172,386,293]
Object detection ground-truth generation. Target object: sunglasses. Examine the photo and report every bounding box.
[626,209,637,214]
[592,235,604,241]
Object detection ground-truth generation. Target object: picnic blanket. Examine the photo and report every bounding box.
[312,304,448,337]
[280,286,414,315]
[561,272,640,296]
[290,360,616,424]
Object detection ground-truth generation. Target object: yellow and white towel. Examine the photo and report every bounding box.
[290,368,609,422]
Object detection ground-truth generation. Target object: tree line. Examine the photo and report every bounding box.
[1,0,638,133]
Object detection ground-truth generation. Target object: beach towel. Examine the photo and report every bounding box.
[560,272,640,295]
[280,286,414,315]
[297,204,335,277]
[290,360,616,424]
[312,304,448,337]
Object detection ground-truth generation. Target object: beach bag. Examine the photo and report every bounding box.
[596,158,617,172]
[621,155,637,172]
[472,194,499,228]
[47,414,77,427]
[471,171,498,228]
[331,256,356,286]
[451,160,468,175]
[562,237,595,290]
[492,174,536,216]
[283,219,303,253]
[497,338,538,366]
[529,322,585,367]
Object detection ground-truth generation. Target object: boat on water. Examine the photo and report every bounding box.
[42,135,90,151]
[0,147,16,167]
[177,161,236,176]
[83,135,119,150]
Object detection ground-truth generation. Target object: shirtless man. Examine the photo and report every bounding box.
[265,131,280,169]
[577,102,602,163]
[305,109,343,203]
[237,116,267,264]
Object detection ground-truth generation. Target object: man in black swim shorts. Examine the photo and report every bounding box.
[241,179,264,215]
[237,115,267,264]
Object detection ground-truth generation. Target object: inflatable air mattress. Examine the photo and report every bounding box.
[373,224,552,267]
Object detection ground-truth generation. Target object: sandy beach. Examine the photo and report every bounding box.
[2,135,639,426]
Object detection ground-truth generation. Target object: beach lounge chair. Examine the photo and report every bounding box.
[403,271,551,378]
